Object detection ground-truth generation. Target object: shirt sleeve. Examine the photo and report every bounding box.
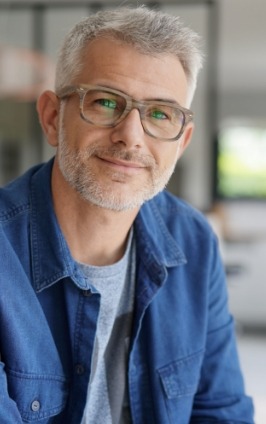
[191,236,255,423]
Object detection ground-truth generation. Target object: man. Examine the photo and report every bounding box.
[0,6,254,424]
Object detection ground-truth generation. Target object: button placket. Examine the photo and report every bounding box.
[75,363,85,375]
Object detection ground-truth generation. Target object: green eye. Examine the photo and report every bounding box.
[98,98,117,109]
[151,109,167,120]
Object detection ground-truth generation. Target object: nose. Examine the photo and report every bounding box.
[110,108,145,149]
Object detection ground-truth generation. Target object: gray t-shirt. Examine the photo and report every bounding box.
[80,230,136,424]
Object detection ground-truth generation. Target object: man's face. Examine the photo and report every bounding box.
[55,38,193,211]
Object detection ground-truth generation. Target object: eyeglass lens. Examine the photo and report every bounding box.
[81,89,185,140]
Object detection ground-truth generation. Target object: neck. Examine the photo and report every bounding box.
[51,161,139,266]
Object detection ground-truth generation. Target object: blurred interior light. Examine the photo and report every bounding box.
[0,45,55,101]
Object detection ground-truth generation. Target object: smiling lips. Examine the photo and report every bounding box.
[98,156,147,174]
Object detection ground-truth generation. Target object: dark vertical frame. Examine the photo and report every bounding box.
[30,4,45,162]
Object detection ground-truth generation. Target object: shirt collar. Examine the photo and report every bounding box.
[135,198,187,268]
[30,159,89,292]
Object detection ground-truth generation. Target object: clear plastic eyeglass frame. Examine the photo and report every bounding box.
[57,84,194,141]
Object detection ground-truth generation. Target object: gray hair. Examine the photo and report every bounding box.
[55,6,203,105]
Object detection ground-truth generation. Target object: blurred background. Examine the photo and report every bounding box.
[0,0,265,421]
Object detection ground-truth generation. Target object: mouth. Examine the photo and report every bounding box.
[97,156,147,174]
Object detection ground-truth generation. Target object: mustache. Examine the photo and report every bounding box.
[82,145,157,168]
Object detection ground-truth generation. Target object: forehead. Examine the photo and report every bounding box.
[75,38,189,105]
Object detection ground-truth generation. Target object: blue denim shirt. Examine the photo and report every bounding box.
[0,159,254,423]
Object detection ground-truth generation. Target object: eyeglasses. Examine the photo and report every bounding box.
[57,84,193,141]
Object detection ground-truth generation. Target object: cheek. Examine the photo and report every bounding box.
[61,124,91,150]
[68,122,111,150]
[61,104,88,147]
[155,145,181,169]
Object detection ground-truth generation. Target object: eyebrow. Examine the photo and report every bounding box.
[91,82,181,106]
[150,97,181,106]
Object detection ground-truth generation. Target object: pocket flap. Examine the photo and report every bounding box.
[7,369,68,421]
[158,350,203,399]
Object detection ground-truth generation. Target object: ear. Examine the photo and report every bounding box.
[37,90,60,147]
[179,122,194,155]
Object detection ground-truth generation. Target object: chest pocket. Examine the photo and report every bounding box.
[157,350,204,424]
[6,368,68,422]
[158,350,203,399]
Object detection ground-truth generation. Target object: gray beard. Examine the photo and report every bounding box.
[57,120,177,212]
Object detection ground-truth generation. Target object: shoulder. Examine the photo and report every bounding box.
[136,190,219,269]
[0,162,47,223]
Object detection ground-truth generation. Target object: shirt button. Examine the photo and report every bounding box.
[31,400,40,412]
[75,363,85,375]
[82,289,92,297]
